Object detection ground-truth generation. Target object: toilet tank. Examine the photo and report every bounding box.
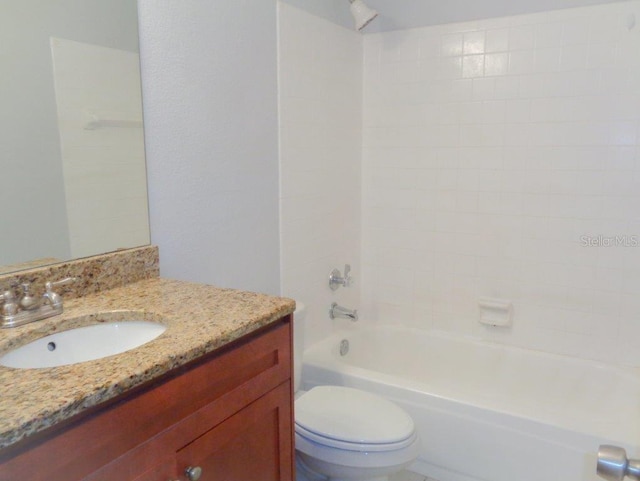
[293,302,306,393]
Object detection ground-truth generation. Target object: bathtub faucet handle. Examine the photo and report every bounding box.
[329,264,353,291]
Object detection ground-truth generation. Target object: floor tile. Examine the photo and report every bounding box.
[390,471,430,481]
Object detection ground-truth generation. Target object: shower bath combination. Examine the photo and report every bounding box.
[348,0,378,30]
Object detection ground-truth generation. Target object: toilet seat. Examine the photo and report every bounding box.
[295,424,418,452]
[295,386,416,452]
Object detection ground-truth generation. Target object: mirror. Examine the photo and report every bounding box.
[0,0,150,274]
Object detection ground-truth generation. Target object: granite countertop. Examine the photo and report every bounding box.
[0,278,295,450]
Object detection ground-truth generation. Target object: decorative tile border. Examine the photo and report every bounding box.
[0,246,159,300]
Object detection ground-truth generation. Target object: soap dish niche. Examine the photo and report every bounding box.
[478,297,513,327]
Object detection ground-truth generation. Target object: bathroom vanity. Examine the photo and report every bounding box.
[0,249,296,481]
[1,320,292,481]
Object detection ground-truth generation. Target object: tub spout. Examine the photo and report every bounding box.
[329,302,358,322]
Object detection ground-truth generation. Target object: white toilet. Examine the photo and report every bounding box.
[293,303,420,481]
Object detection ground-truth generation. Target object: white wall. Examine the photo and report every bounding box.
[138,0,281,295]
[362,0,640,365]
[278,3,363,347]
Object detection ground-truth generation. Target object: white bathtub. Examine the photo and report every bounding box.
[301,326,640,481]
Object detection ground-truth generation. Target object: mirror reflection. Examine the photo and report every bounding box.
[0,0,150,274]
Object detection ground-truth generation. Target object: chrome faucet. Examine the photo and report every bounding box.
[329,264,353,291]
[329,302,358,322]
[0,277,77,328]
[0,289,18,319]
[18,283,40,311]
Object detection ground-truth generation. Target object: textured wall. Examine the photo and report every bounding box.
[138,0,281,295]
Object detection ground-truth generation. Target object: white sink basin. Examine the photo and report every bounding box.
[0,321,166,369]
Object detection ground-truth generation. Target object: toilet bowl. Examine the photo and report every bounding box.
[293,303,420,481]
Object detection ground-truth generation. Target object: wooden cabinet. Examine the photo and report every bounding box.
[176,383,291,481]
[0,318,294,481]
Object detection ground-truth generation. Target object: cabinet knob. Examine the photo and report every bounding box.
[185,466,203,481]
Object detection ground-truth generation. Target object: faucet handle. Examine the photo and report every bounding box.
[343,264,352,287]
[19,283,41,311]
[45,277,78,293]
[0,288,18,316]
[0,289,15,302]
[329,265,353,290]
[43,277,77,309]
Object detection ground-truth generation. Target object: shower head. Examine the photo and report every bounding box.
[349,0,378,31]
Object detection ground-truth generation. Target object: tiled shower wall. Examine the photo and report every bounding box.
[361,1,640,365]
[278,3,362,348]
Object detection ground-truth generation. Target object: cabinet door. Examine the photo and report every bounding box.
[176,383,293,481]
